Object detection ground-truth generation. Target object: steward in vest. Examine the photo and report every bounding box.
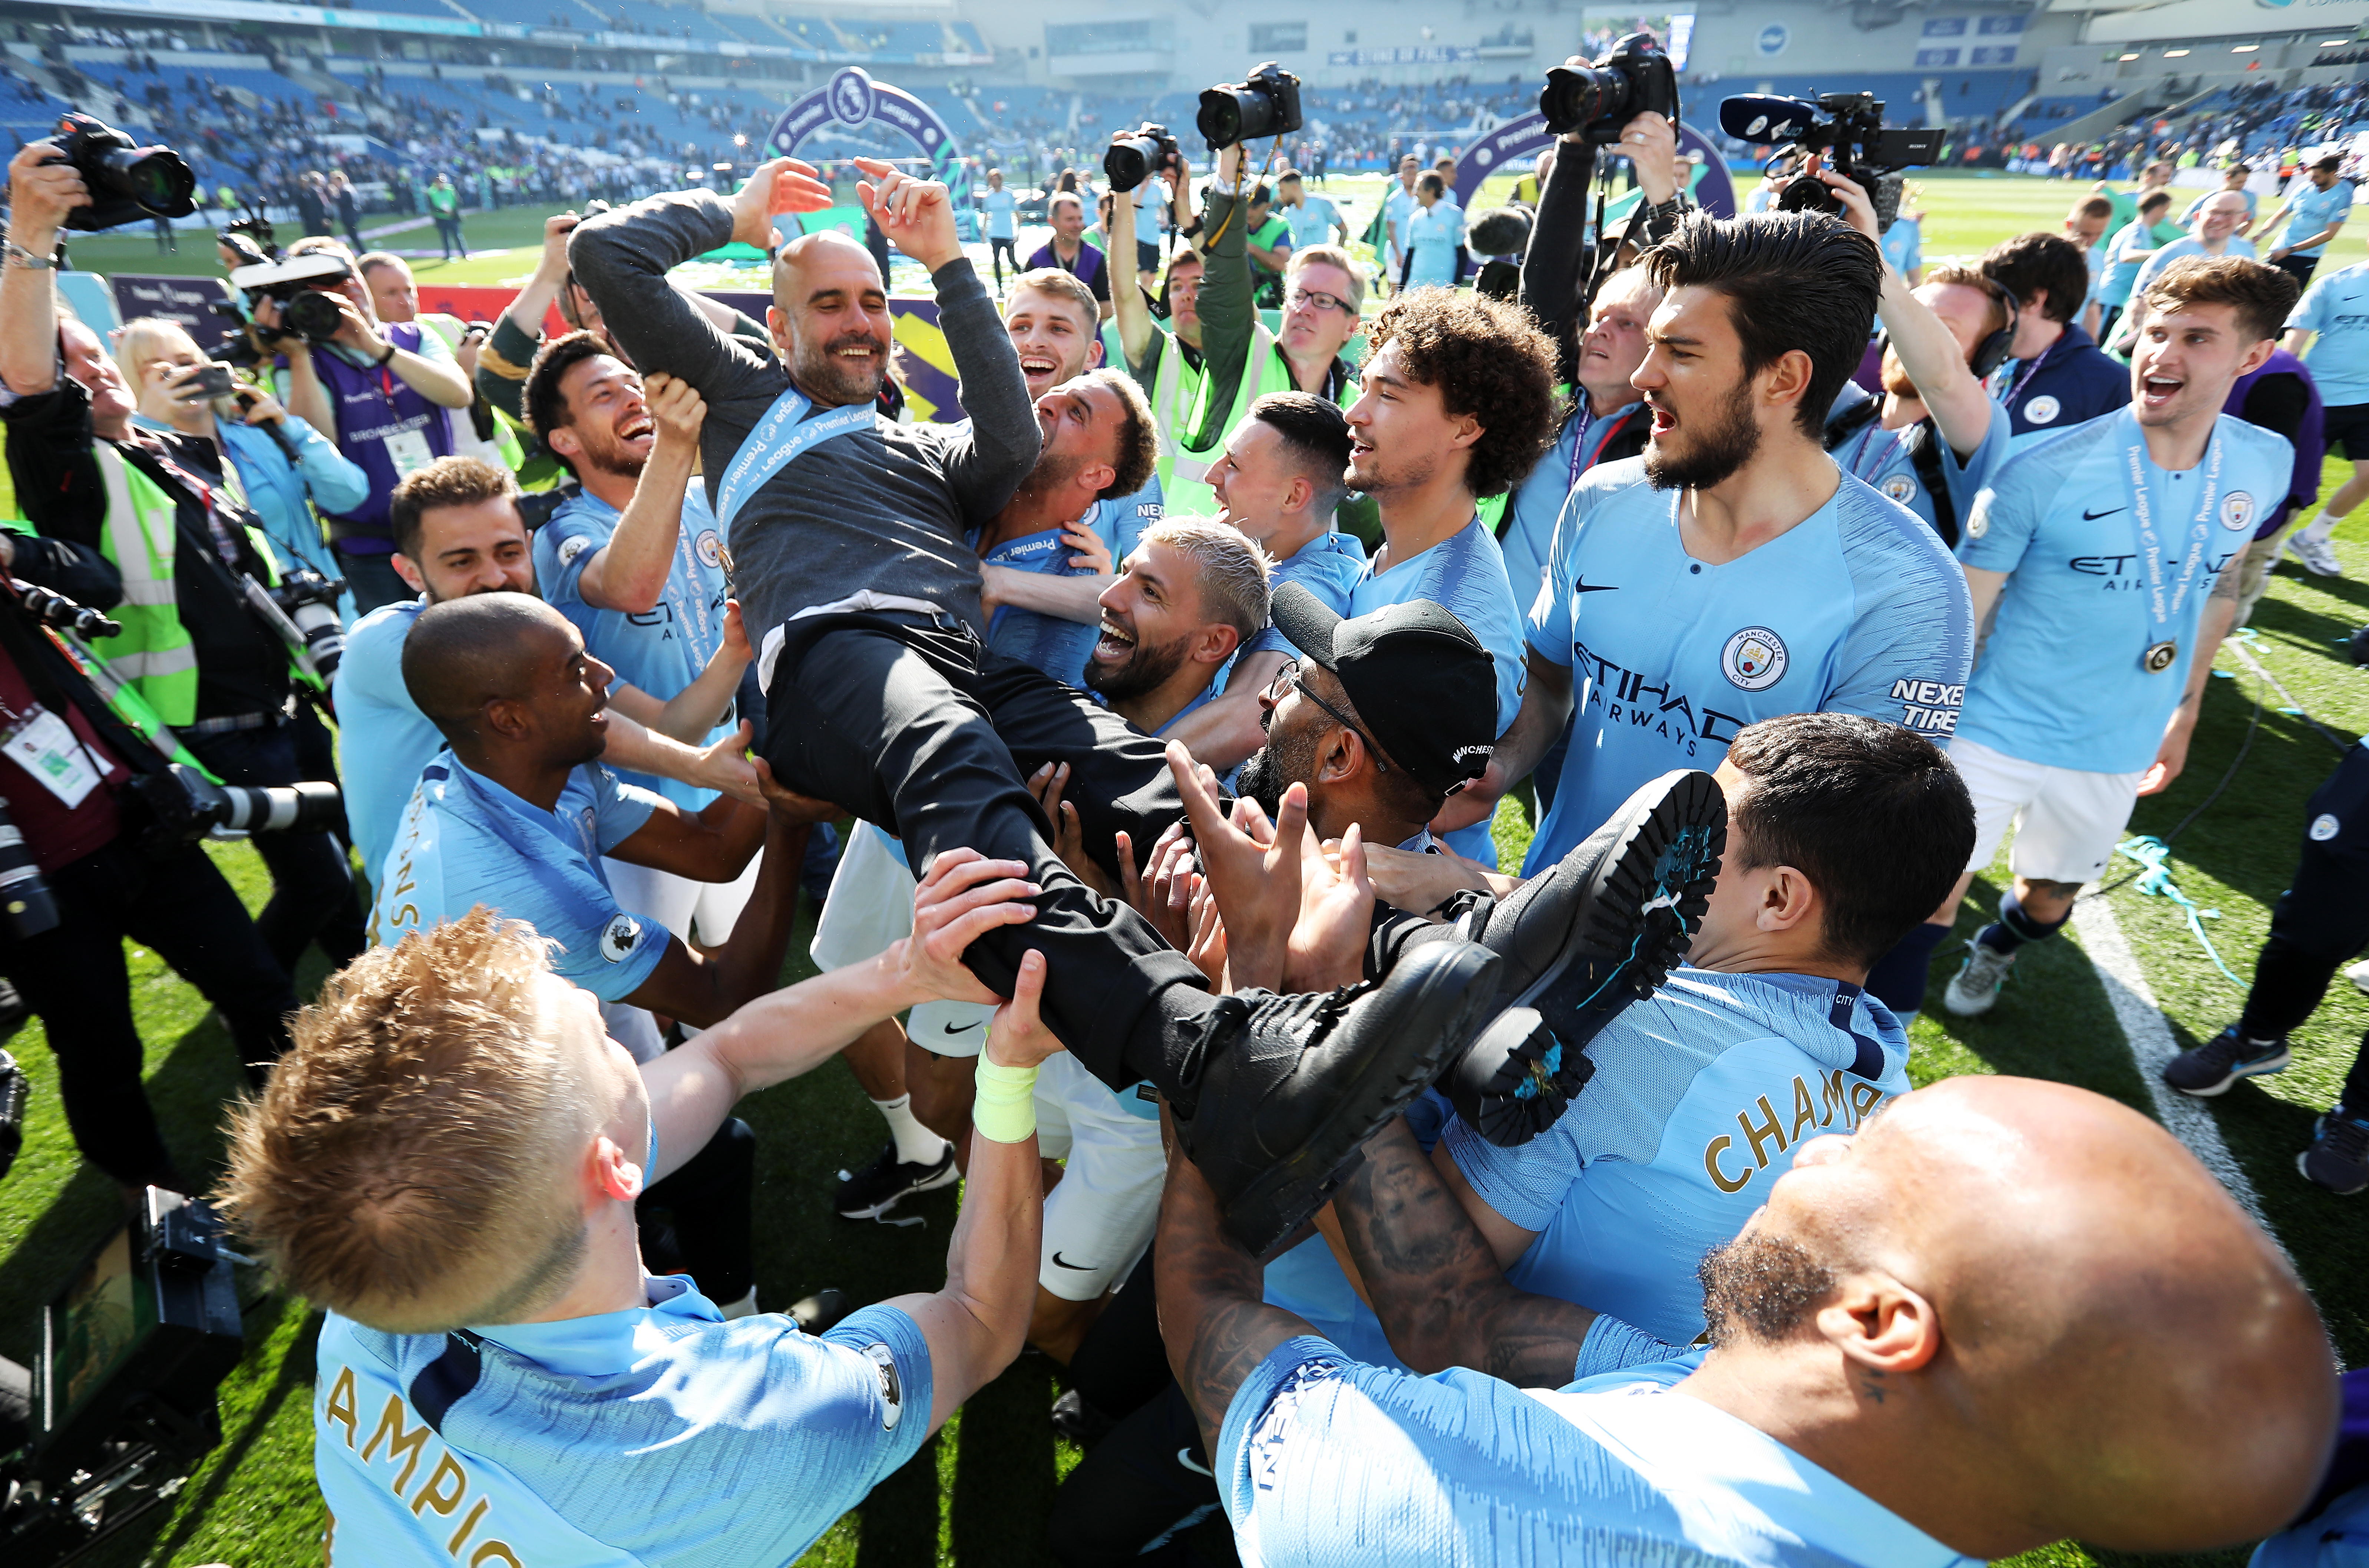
[1107,155,1206,503]
[1158,141,1366,521]
[1,139,367,975]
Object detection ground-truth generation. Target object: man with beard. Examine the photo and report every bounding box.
[571,158,1526,1257]
[523,333,758,1048]
[1156,1070,2335,1567]
[335,456,761,884]
[1340,289,1556,867]
[1428,211,1973,906]
[1083,518,1271,741]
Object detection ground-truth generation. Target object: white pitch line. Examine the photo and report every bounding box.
[2070,893,2276,1239]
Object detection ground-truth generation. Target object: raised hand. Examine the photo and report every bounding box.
[644,370,706,453]
[852,156,962,271]
[1165,739,1304,990]
[729,155,835,250]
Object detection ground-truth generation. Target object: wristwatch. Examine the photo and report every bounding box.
[3,238,58,271]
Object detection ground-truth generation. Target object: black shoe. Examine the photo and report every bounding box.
[1177,941,1502,1256]
[789,1287,853,1333]
[1050,1388,1117,1447]
[833,1141,957,1219]
[2163,1026,2291,1097]
[2299,1105,2369,1195]
[1443,769,1726,1146]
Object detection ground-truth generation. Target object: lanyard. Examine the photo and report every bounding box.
[2122,410,2224,672]
[1566,402,1639,486]
[1845,418,1901,485]
[1997,338,2054,411]
[714,382,877,534]
[129,433,258,568]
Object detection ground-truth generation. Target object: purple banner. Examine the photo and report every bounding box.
[1453,113,1737,220]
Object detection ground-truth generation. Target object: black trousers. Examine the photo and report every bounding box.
[2275,254,2323,294]
[0,835,296,1188]
[2238,743,2369,1107]
[638,1116,756,1306]
[186,716,367,975]
[763,612,1216,1096]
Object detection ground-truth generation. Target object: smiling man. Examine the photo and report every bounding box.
[1433,211,1974,908]
[1936,257,2297,1019]
[1083,518,1271,739]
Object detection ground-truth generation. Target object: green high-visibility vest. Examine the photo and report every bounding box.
[1163,327,1358,519]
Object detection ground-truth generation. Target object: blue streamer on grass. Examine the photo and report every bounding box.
[2112,835,2247,988]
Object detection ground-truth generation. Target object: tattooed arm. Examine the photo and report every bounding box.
[1157,1142,1319,1460]
[1330,1118,1600,1384]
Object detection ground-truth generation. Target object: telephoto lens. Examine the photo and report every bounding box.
[271,570,347,683]
[0,800,60,940]
[1104,124,1176,195]
[0,1049,24,1181]
[214,780,344,835]
[1197,62,1302,149]
[52,112,196,232]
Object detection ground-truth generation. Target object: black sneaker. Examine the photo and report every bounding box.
[1442,769,1727,1146]
[1178,941,1503,1257]
[1050,1388,1117,1447]
[2300,1106,2369,1195]
[833,1141,958,1220]
[2162,1026,2291,1097]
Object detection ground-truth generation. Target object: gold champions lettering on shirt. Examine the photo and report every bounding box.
[321,1363,524,1567]
[1703,1070,1889,1194]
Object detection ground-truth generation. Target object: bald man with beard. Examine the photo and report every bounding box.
[1159,1073,2336,1566]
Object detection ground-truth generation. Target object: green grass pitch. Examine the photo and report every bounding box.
[5,171,2365,1567]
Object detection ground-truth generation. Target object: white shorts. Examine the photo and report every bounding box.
[597,853,763,1062]
[810,823,996,1055]
[1949,737,2147,885]
[1035,1051,1164,1301]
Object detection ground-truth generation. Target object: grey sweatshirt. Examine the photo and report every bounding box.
[568,190,1040,638]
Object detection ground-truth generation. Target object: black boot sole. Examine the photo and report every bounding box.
[1217,942,1504,1257]
[1447,769,1727,1146]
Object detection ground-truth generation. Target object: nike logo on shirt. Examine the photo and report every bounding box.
[2082,506,2124,520]
[1572,576,1618,594]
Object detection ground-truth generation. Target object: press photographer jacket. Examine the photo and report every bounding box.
[2,375,290,725]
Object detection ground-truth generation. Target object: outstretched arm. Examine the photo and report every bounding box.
[1158,1138,1318,1460]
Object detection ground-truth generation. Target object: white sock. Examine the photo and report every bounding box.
[2302,509,2343,543]
[872,1095,949,1167]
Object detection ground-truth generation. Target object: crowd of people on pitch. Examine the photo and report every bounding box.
[4,51,2369,1567]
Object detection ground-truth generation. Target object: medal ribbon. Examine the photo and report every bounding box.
[2124,410,2224,671]
[714,382,877,535]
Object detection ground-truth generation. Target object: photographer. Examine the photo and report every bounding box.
[0,544,296,1201]
[1106,151,1206,486]
[258,235,474,617]
[2,141,368,982]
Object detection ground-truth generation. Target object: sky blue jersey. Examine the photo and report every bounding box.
[1446,970,1909,1344]
[535,483,734,811]
[982,186,1016,240]
[1353,519,1525,866]
[1285,195,1344,250]
[1403,203,1464,287]
[2289,260,2369,407]
[980,481,1162,686]
[2280,178,2356,258]
[1261,969,1907,1357]
[372,752,664,1002]
[1248,529,1367,657]
[334,595,440,880]
[1957,407,2294,773]
[1881,215,1922,278]
[1830,394,2014,541]
[1501,402,1649,617]
[1218,1339,1979,1568]
[2130,235,2259,300]
[1522,459,1973,877]
[315,1283,930,1567]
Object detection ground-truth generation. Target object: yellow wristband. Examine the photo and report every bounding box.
[972,1054,1039,1144]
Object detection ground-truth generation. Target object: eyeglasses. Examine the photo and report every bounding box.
[1264,658,1390,774]
[1285,286,1353,316]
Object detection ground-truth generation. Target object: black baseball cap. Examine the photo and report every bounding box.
[1269,581,1498,798]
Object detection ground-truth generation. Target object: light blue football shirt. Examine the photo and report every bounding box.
[979,480,1163,685]
[1957,407,2294,773]
[1261,968,1907,1357]
[1284,195,1344,251]
[2182,188,2259,227]
[1352,518,1525,866]
[2251,1483,2369,1567]
[1248,529,1367,657]
[1881,215,1922,278]
[1218,1339,1980,1568]
[1501,403,1647,616]
[1831,397,2014,541]
[2098,218,2161,308]
[2282,178,2355,258]
[2130,235,2259,300]
[1522,459,1974,877]
[1403,203,1464,288]
[315,1281,930,1567]
[1383,183,1418,252]
[982,186,1017,240]
[334,595,441,881]
[2289,260,2369,407]
[372,751,664,1002]
[536,483,734,811]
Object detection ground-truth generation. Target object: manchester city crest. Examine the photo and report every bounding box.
[1722,626,1790,691]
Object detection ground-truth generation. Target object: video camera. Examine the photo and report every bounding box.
[1718,90,1944,232]
[1540,32,1681,145]
[38,113,196,234]
[1198,62,1301,149]
[227,252,354,349]
[0,1188,244,1563]
[1104,122,1182,195]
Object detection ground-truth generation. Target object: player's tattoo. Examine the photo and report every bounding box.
[1860,1369,1889,1404]
[1332,1119,1599,1387]
[1156,1149,1315,1461]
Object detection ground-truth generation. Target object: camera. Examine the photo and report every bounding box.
[268,568,347,684]
[0,797,58,941]
[227,253,354,347]
[1540,33,1681,145]
[41,113,196,234]
[11,577,120,641]
[1198,62,1302,149]
[126,765,344,851]
[1718,91,1944,233]
[1104,122,1181,195]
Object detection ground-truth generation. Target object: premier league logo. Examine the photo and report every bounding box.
[557,534,590,566]
[2221,492,2256,532]
[827,67,878,128]
[1722,627,1790,691]
[599,911,644,963]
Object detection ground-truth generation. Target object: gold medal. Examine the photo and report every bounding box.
[2143,640,2178,674]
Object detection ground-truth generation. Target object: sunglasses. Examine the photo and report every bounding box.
[1265,658,1390,775]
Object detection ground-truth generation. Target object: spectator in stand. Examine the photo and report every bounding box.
[1027,192,1111,323]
